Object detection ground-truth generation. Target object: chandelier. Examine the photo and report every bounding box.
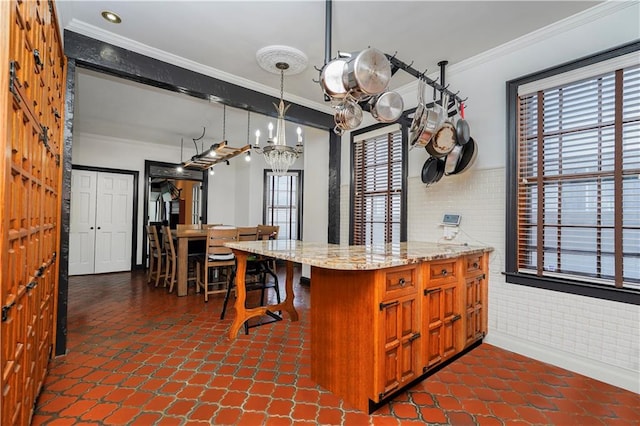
[253,60,304,176]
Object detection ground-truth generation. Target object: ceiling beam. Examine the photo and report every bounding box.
[63,30,334,130]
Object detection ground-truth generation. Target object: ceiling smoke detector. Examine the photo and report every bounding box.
[256,45,308,75]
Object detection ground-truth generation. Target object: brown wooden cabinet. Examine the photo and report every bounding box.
[463,254,488,347]
[1,1,65,424]
[377,267,421,400]
[310,252,489,413]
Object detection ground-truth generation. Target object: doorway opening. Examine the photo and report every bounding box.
[142,160,208,267]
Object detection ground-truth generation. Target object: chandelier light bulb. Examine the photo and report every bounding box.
[209,168,215,175]
[177,165,183,173]
[296,127,303,143]
[268,122,274,140]
[245,151,251,162]
[255,129,260,146]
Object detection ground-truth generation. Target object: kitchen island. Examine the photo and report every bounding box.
[225,240,493,412]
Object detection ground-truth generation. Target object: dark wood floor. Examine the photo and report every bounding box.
[32,268,640,425]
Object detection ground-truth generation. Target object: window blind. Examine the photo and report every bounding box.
[352,129,403,245]
[517,65,640,289]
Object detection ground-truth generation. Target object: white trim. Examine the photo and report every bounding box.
[394,1,638,98]
[64,19,334,115]
[518,51,640,96]
[353,124,401,143]
[485,331,640,394]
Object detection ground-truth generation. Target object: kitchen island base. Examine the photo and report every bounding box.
[310,253,489,412]
[224,241,491,412]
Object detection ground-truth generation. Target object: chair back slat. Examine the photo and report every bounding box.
[257,225,280,240]
[206,228,237,257]
[162,226,175,257]
[236,226,258,242]
[146,225,160,250]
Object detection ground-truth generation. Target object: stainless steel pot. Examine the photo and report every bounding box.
[334,98,363,134]
[370,91,404,123]
[320,58,348,99]
[342,48,391,100]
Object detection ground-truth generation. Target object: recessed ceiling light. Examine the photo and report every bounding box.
[101,11,122,24]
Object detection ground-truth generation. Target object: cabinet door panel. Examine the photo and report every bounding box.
[465,275,484,346]
[426,327,441,368]
[379,294,420,399]
[424,281,461,369]
[425,289,442,368]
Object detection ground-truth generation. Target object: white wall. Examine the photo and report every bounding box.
[340,2,640,392]
[72,132,185,265]
[72,121,330,267]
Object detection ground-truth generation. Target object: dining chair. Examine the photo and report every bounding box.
[196,226,237,302]
[177,223,207,284]
[220,225,281,322]
[162,225,177,292]
[256,224,281,295]
[146,225,165,286]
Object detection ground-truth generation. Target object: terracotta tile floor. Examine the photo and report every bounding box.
[33,268,639,425]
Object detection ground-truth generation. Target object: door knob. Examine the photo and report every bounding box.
[90,227,94,230]
[97,227,101,230]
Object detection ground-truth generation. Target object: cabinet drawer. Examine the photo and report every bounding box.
[465,254,484,276]
[426,260,457,284]
[381,267,417,298]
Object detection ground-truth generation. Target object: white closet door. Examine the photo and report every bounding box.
[94,172,134,274]
[69,170,97,275]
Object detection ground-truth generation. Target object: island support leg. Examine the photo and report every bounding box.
[228,252,298,340]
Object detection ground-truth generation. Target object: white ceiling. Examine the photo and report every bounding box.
[56,0,603,147]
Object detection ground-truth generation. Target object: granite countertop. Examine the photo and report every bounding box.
[225,240,494,271]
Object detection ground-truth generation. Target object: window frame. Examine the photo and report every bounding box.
[349,122,408,245]
[505,40,640,305]
[262,169,303,240]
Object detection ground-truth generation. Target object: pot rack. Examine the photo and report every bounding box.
[181,141,250,171]
[180,105,251,171]
[321,0,467,118]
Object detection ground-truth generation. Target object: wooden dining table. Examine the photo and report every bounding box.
[173,227,208,296]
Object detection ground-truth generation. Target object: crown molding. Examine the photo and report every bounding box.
[65,19,334,115]
[394,1,637,97]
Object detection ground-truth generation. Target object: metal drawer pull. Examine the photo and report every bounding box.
[441,269,448,276]
[379,300,399,311]
[408,332,421,342]
[398,277,406,286]
[473,262,479,269]
[452,314,462,322]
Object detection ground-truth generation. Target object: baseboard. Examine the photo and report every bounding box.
[299,276,311,286]
[485,331,639,394]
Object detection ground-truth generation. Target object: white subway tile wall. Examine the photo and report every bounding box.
[407,167,639,377]
[340,166,639,386]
